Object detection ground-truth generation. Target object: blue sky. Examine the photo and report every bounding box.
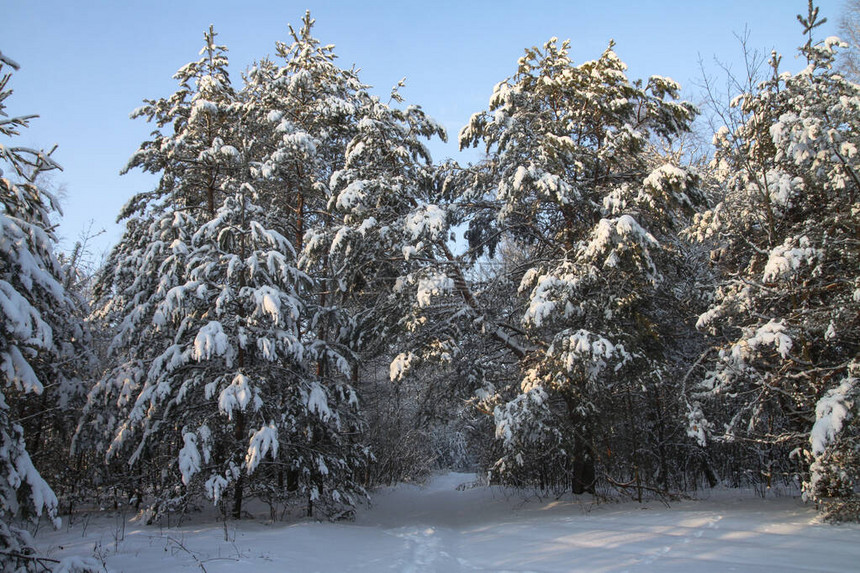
[2,0,843,257]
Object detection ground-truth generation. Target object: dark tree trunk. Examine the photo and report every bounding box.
[572,438,596,494]
[231,409,246,519]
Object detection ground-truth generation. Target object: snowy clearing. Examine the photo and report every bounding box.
[33,473,860,572]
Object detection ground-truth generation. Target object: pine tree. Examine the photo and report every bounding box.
[459,38,705,494]
[79,26,241,516]
[0,51,89,567]
[239,14,384,514]
[688,3,860,519]
[302,78,448,367]
[240,12,364,386]
[83,23,370,521]
[243,12,473,490]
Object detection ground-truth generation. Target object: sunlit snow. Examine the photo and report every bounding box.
[35,473,860,572]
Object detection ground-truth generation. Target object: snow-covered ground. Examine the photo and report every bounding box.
[34,473,860,572]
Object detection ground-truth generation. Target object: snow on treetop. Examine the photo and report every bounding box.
[190,100,219,124]
[824,36,848,50]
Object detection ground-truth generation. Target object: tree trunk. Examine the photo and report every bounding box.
[572,436,596,494]
[231,410,246,519]
[295,191,304,253]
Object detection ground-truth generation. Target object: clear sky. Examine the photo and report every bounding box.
[1,0,844,258]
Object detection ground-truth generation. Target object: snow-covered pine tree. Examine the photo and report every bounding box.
[240,13,362,394]
[121,25,237,216]
[242,13,362,254]
[79,26,241,517]
[245,14,494,482]
[236,14,378,515]
[302,78,450,376]
[306,76,465,483]
[459,38,707,494]
[0,51,90,567]
[84,24,367,521]
[687,3,860,519]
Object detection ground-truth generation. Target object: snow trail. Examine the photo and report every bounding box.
[33,473,860,572]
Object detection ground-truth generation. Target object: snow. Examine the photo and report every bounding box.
[0,278,54,352]
[178,432,201,485]
[643,163,688,192]
[306,381,332,421]
[253,286,283,324]
[335,180,368,211]
[405,204,446,241]
[416,273,454,308]
[245,423,278,474]
[4,444,59,524]
[356,216,376,236]
[0,344,44,394]
[762,236,820,283]
[205,474,230,504]
[281,131,318,155]
[731,320,794,363]
[810,377,856,456]
[512,164,529,190]
[32,472,860,572]
[581,215,659,278]
[192,321,230,361]
[551,328,628,379]
[218,373,253,419]
[389,351,416,382]
[189,100,219,123]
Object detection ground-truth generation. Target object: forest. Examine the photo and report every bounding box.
[1,1,858,569]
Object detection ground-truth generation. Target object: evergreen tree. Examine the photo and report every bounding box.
[688,3,860,519]
[244,14,461,487]
[0,51,89,567]
[81,26,366,520]
[308,79,465,484]
[459,38,706,494]
[239,12,365,394]
[302,76,448,376]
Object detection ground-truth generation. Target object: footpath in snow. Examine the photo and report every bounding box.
[34,472,860,572]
